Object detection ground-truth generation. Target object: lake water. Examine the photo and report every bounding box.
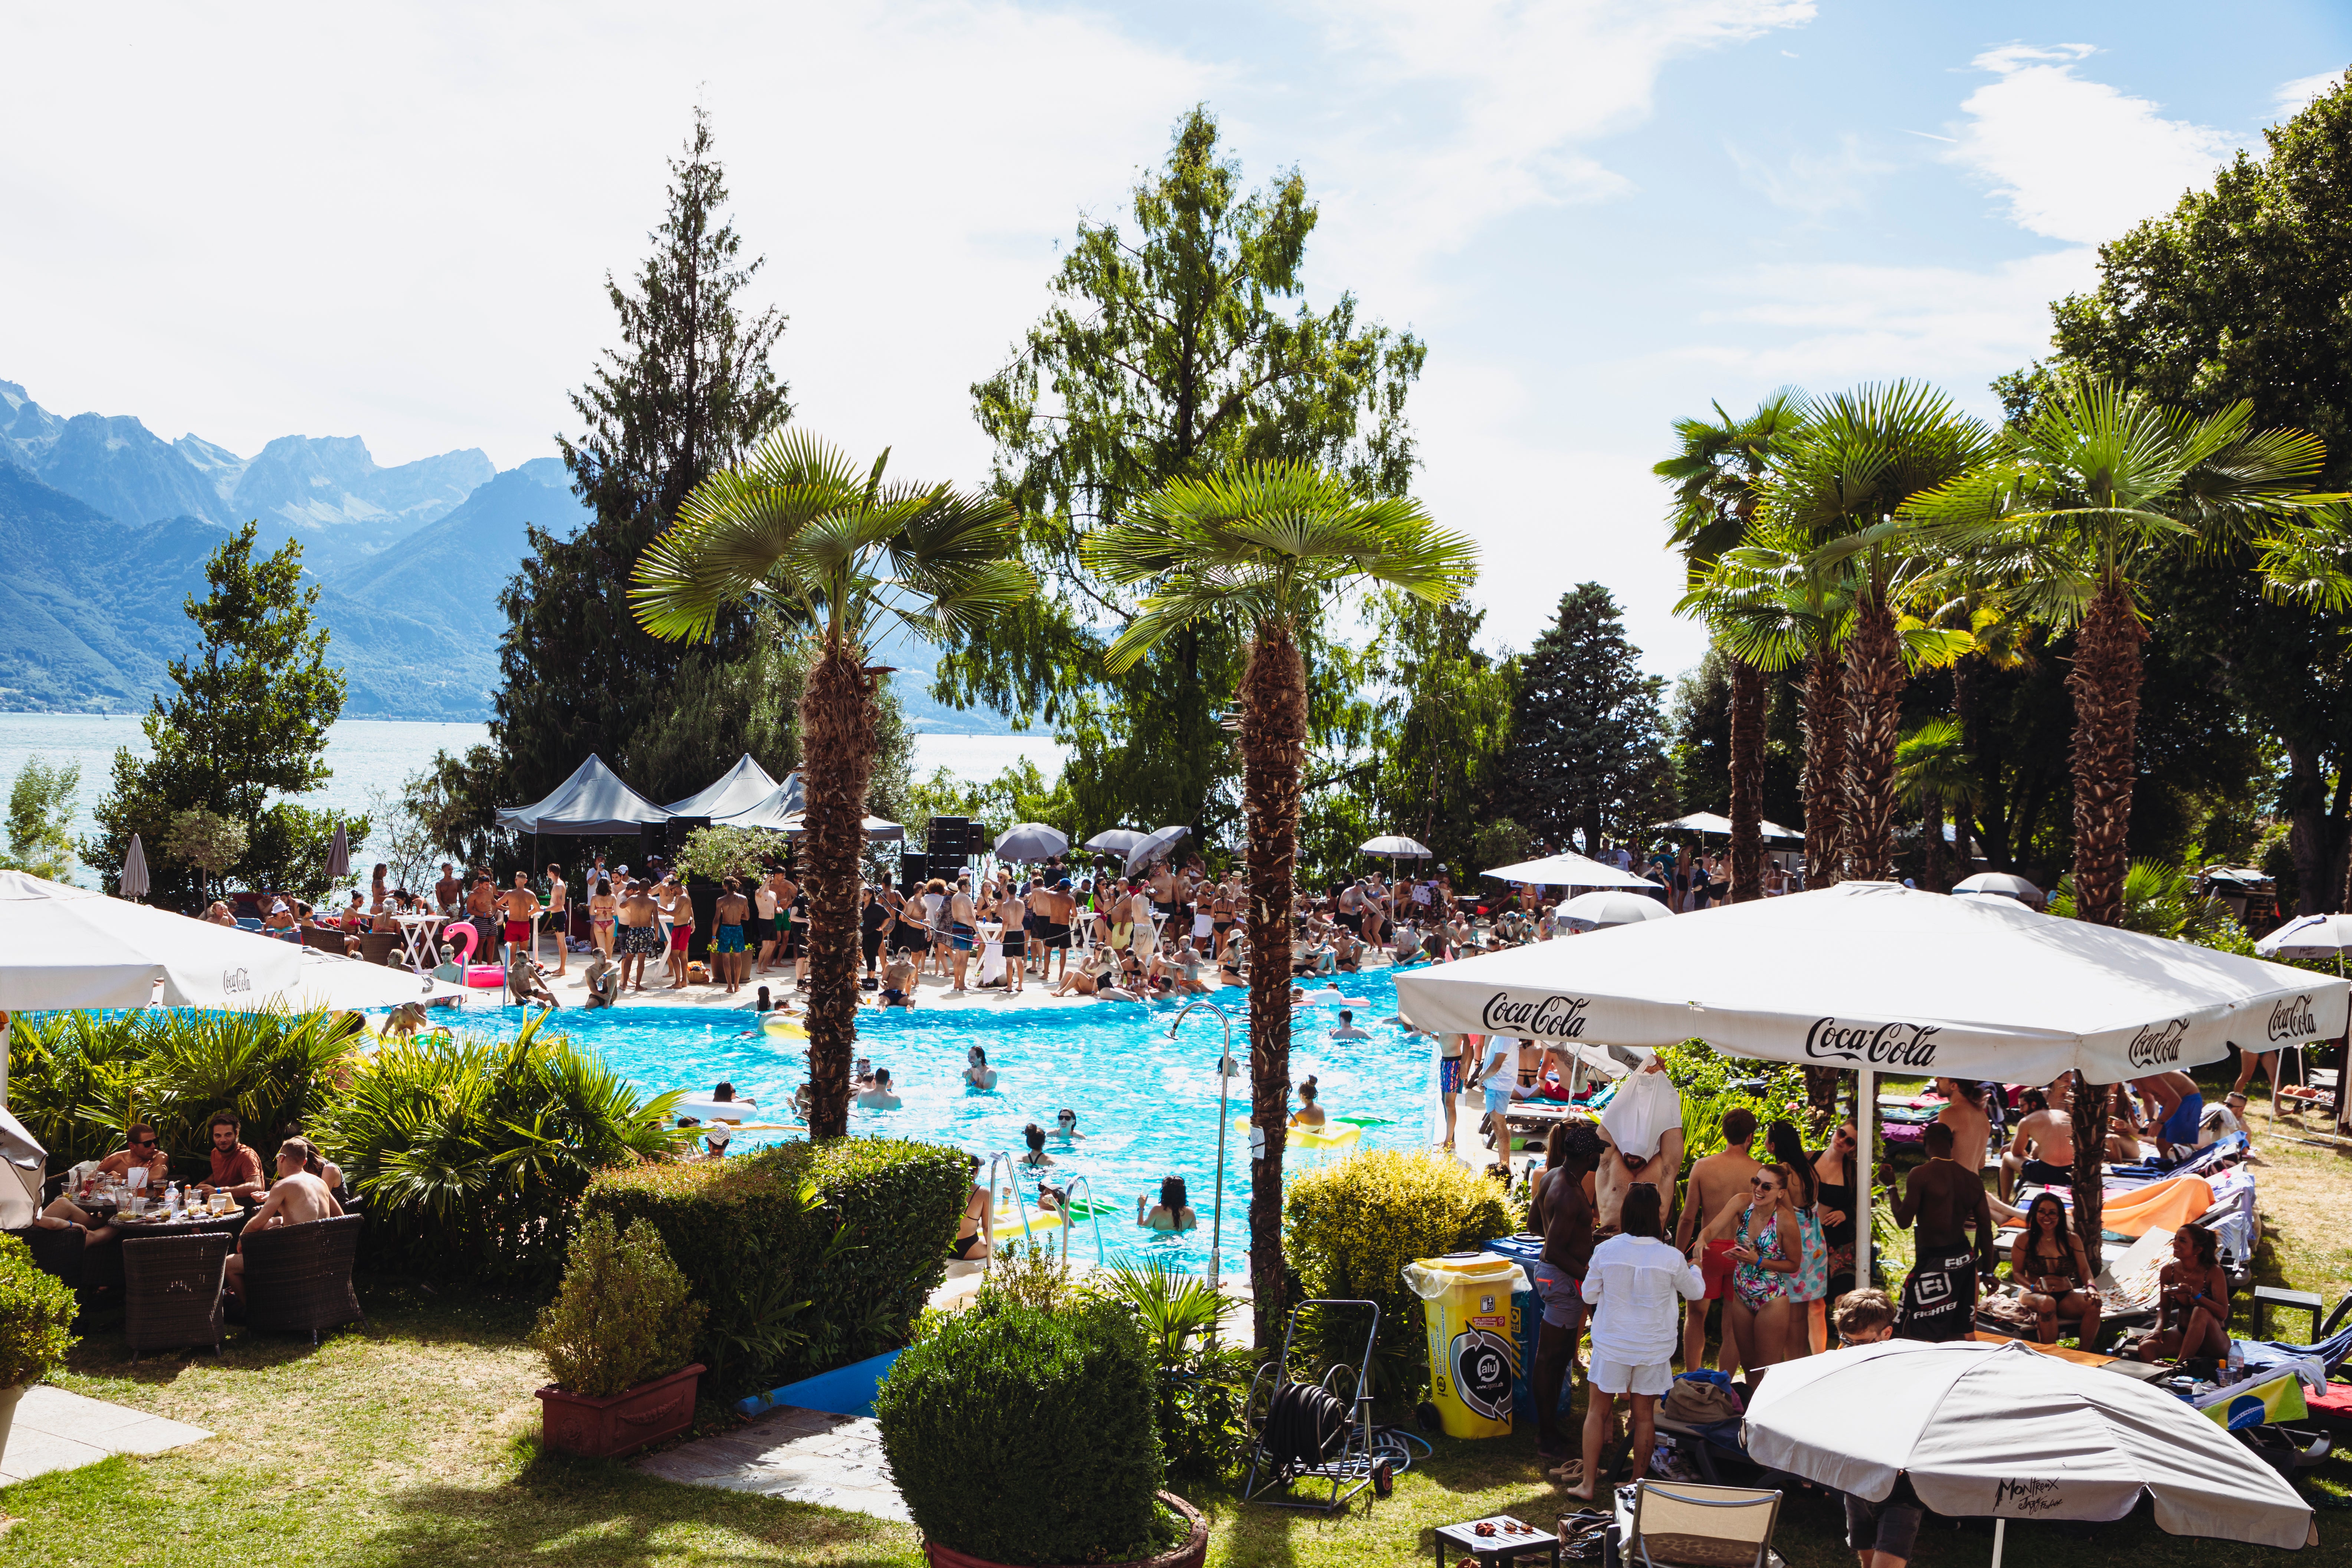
[0,712,1065,880]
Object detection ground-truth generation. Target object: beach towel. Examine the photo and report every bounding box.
[2006,1175,2214,1237]
[1601,1066,1682,1161]
[2198,1369,2318,1431]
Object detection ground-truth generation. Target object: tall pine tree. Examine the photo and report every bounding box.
[473,108,792,813]
[1506,583,1676,860]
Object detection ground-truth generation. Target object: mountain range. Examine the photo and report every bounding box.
[0,379,980,729]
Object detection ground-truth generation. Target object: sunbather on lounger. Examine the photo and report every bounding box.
[2135,1227,2230,1364]
[2009,1193,2101,1348]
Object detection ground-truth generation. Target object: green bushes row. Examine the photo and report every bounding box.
[582,1136,968,1395]
[1656,1039,1811,1174]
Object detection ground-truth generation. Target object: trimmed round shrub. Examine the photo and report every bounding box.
[0,1234,78,1388]
[1285,1149,1512,1394]
[532,1212,704,1397]
[876,1296,1162,1564]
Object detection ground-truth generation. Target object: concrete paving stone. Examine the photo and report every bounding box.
[0,1385,213,1483]
[96,1416,213,1455]
[0,1431,114,1484]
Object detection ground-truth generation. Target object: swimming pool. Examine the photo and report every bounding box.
[490,972,1430,1270]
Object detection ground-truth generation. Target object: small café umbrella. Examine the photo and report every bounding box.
[1361,833,1433,884]
[1481,850,1660,891]
[324,822,351,883]
[1123,824,1190,876]
[1744,1337,2314,1556]
[1554,889,1671,931]
[1952,870,2044,906]
[1083,827,1147,856]
[994,823,1070,863]
[1654,810,1801,842]
[119,833,150,901]
[2257,912,2352,970]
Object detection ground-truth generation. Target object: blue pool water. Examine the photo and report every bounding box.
[488,972,1429,1270]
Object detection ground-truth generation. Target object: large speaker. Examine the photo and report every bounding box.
[899,851,931,893]
[927,816,970,862]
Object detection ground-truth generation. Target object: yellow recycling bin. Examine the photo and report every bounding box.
[1402,1251,1523,1439]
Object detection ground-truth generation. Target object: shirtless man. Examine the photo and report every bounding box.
[1674,1106,1760,1373]
[655,875,695,989]
[1046,880,1079,983]
[616,879,660,993]
[37,1123,174,1244]
[2001,1080,2076,1201]
[466,872,499,964]
[712,877,751,993]
[1884,1122,1997,1342]
[2134,1070,2204,1161]
[1933,1078,1992,1185]
[1532,1121,1603,1461]
[434,862,462,916]
[1597,1055,1684,1232]
[225,1138,344,1306]
[499,872,541,967]
[947,878,977,994]
[995,887,1028,994]
[753,870,783,975]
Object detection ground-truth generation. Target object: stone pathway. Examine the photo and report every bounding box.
[634,1405,908,1522]
[2,1384,210,1484]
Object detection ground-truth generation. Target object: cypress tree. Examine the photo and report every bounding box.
[1506,583,1675,860]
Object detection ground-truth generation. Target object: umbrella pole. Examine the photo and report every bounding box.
[1856,1067,1876,1290]
[1990,1516,2005,1568]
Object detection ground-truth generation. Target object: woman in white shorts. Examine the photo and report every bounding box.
[1562,1184,1706,1502]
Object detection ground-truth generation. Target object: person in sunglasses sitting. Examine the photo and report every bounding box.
[37,1122,174,1244]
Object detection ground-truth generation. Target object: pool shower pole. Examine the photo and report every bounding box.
[1167,998,1236,1312]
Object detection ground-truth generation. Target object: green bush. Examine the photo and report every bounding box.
[1285,1149,1512,1398]
[0,1234,78,1388]
[532,1212,705,1397]
[876,1295,1162,1565]
[1655,1039,1809,1175]
[582,1135,968,1395]
[1089,1263,1251,1486]
[316,1016,689,1289]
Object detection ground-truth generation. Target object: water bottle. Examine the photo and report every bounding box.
[2227,1341,2244,1380]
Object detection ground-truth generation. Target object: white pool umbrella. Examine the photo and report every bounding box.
[993,823,1070,862]
[1554,890,1671,930]
[1123,824,1190,876]
[0,869,301,1009]
[1655,811,1801,842]
[1083,828,1147,856]
[1953,870,2044,905]
[1744,1338,2313,1553]
[324,821,351,883]
[1360,834,1433,858]
[2257,912,2352,965]
[118,833,150,900]
[1481,850,1660,891]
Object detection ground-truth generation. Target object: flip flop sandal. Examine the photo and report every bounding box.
[1549,1459,1585,1483]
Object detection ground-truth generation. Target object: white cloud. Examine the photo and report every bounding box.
[2274,70,2343,115]
[1946,43,2241,244]
[1728,134,1892,216]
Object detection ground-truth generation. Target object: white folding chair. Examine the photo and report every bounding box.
[1614,1479,1784,1568]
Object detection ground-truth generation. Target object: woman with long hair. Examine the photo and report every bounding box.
[1813,1121,1861,1299]
[1700,1162,1802,1374]
[2011,1192,2100,1346]
[1766,1121,1830,1358]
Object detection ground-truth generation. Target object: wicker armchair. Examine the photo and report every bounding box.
[239,1214,366,1345]
[124,1231,230,1360]
[5,1222,89,1292]
[357,931,402,965]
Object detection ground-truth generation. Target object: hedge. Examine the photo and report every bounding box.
[1285,1149,1512,1398]
[583,1136,968,1394]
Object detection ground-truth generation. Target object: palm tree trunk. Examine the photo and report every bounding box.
[799,640,879,1141]
[1728,657,1764,903]
[1920,799,1947,894]
[1242,618,1307,1349]
[1801,648,1846,890]
[2067,580,2143,929]
[1841,590,1904,882]
[2069,1072,2107,1266]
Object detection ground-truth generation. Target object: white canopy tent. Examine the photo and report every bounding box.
[1395,882,2350,1286]
[666,754,784,819]
[0,871,462,1014]
[1744,1338,2313,1554]
[1481,850,1662,891]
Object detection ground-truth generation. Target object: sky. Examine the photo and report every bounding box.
[3,2,2348,680]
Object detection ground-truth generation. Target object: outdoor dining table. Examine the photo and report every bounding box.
[80,1203,253,1293]
[392,911,449,972]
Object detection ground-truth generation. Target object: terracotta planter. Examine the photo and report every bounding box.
[536,1363,705,1458]
[922,1491,1207,1568]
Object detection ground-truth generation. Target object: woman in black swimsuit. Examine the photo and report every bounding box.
[1814,1122,1860,1298]
[2010,1192,2099,1346]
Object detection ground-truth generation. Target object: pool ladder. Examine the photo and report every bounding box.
[985,1152,1106,1279]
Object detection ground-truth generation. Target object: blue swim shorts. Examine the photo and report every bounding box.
[715,925,745,954]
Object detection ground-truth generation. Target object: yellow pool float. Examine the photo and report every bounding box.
[761,1013,809,1040]
[991,1204,1067,1240]
[1234,1117,1362,1151]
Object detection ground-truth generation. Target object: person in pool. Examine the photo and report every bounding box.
[1052,1108,1085,1142]
[1290,1075,1328,1129]
[856,1068,900,1109]
[1330,1009,1369,1041]
[964,1047,997,1090]
[1018,1122,1055,1169]
[1138,1175,1197,1231]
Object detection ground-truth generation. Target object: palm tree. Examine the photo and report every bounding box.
[1769,383,1991,881]
[1083,461,1474,1346]
[1658,394,1800,901]
[1894,718,1977,893]
[632,432,1033,1137]
[1904,378,2328,1257]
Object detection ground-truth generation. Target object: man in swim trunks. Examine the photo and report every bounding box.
[947,876,977,994]
[1674,1105,1759,1373]
[712,876,749,994]
[616,878,662,993]
[1885,1121,1997,1342]
[466,871,499,964]
[994,886,1027,994]
[1532,1119,1601,1460]
[879,947,918,1008]
[2001,1079,2076,1200]
[434,861,461,917]
[653,875,695,989]
[499,872,541,967]
[2134,1070,2203,1161]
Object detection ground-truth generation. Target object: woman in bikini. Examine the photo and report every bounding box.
[588,877,617,961]
[2136,1226,2229,1364]
[1290,1075,1328,1129]
[1701,1161,1802,1374]
[1211,880,1237,961]
[952,1155,992,1261]
[2011,1192,2101,1347]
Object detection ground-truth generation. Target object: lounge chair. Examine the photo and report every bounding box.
[124,1231,230,1360]
[239,1214,366,1345]
[1607,1479,1784,1568]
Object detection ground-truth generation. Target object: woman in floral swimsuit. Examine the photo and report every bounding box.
[1701,1161,1804,1375]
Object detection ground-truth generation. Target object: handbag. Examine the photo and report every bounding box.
[1661,1370,1745,1425]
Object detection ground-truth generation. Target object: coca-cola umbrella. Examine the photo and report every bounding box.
[1394,882,2349,1286]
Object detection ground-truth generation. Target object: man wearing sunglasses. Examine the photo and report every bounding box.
[36,1122,173,1244]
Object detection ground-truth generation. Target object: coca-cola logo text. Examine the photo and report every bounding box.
[2126,1018,2187,1069]
[2268,996,2318,1043]
[1803,1017,1942,1067]
[1479,993,1591,1037]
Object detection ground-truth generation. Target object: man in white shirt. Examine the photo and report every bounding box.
[1562,1184,1705,1500]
